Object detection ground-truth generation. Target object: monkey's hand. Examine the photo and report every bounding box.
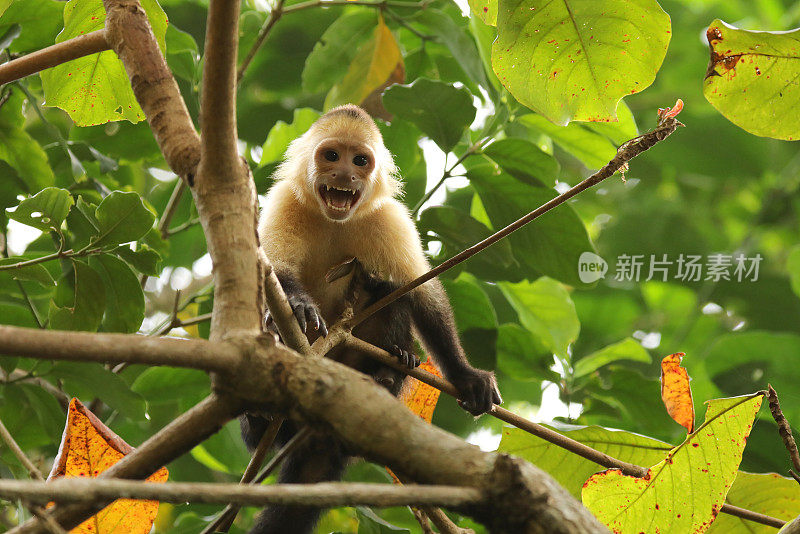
[449,367,502,416]
[390,345,420,369]
[287,294,328,337]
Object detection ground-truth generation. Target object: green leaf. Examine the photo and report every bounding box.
[573,337,651,378]
[40,0,167,126]
[302,11,378,94]
[0,259,54,287]
[356,507,411,534]
[468,0,497,26]
[704,21,800,140]
[113,245,161,276]
[492,0,671,125]
[495,323,552,381]
[517,114,617,169]
[0,0,63,53]
[7,187,73,232]
[442,274,497,331]
[413,10,488,89]
[89,253,144,333]
[0,92,55,192]
[482,138,559,186]
[259,108,321,167]
[584,101,638,145]
[709,472,800,533]
[0,1,12,18]
[165,24,199,82]
[132,367,210,405]
[469,166,594,286]
[789,245,800,299]
[18,383,64,441]
[51,361,145,419]
[582,394,763,533]
[499,425,671,498]
[499,277,579,358]
[418,205,516,274]
[48,260,105,332]
[0,23,21,49]
[383,79,476,153]
[91,191,156,248]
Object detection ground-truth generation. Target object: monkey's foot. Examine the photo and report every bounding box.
[287,295,328,337]
[390,344,420,369]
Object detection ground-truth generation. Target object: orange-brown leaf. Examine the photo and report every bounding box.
[660,353,695,433]
[49,398,168,534]
[399,360,442,424]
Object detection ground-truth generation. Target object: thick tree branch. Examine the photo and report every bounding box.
[0,30,110,86]
[11,394,241,534]
[0,479,482,509]
[103,0,200,178]
[0,325,240,373]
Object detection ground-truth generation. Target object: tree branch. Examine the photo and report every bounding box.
[0,30,109,86]
[10,394,241,534]
[103,0,200,178]
[237,0,285,83]
[0,479,483,509]
[0,417,43,480]
[0,325,240,373]
[352,113,685,327]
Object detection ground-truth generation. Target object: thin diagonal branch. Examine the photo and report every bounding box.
[352,114,685,328]
[0,417,43,480]
[768,385,800,480]
[237,0,286,83]
[0,30,109,85]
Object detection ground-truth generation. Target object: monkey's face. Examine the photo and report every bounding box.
[311,138,376,221]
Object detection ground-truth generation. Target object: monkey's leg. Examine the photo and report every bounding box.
[249,434,347,534]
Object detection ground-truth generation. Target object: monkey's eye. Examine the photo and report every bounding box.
[353,155,369,167]
[324,150,339,162]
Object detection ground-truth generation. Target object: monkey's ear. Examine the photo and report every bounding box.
[325,257,360,283]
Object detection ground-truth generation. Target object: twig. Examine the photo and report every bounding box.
[411,508,435,534]
[158,180,187,240]
[0,417,43,480]
[0,325,240,373]
[0,30,109,85]
[768,385,800,481]
[420,506,473,534]
[201,427,312,534]
[342,334,784,529]
[0,479,483,509]
[165,217,200,237]
[237,0,286,83]
[0,249,103,271]
[353,112,685,327]
[27,508,67,534]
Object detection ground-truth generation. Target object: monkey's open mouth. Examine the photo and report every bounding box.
[319,185,361,213]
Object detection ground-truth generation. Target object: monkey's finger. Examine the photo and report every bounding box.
[492,385,503,406]
[293,306,308,332]
[318,316,328,337]
[306,307,321,332]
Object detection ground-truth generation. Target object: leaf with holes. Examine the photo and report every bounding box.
[704,20,800,140]
[492,0,671,125]
[48,260,105,332]
[7,187,73,232]
[40,0,167,126]
[583,394,763,533]
[383,79,476,153]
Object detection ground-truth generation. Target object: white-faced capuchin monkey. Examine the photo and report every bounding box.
[243,104,502,534]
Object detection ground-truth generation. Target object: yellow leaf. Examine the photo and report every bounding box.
[325,16,403,110]
[48,399,168,534]
[660,352,695,433]
[399,360,442,424]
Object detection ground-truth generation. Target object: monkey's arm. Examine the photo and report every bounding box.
[411,282,501,415]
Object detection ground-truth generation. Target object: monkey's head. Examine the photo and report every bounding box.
[279,105,400,222]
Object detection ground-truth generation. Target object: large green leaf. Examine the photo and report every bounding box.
[492,0,671,125]
[469,166,594,286]
[7,187,73,232]
[132,367,211,405]
[499,425,672,498]
[499,277,579,358]
[51,361,145,419]
[582,394,763,533]
[482,138,559,186]
[709,472,800,533]
[40,0,167,126]
[789,245,800,299]
[259,108,321,167]
[114,245,161,276]
[495,323,552,381]
[704,20,800,140]
[0,258,55,287]
[89,253,145,333]
[48,259,105,332]
[91,191,156,248]
[573,337,651,378]
[383,78,476,152]
[0,0,12,17]
[468,0,497,26]
[0,0,63,53]
[302,11,377,94]
[0,92,55,192]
